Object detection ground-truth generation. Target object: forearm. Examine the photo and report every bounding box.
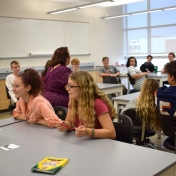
[99,73,112,77]
[85,127,116,139]
[14,115,27,120]
[114,72,120,76]
[132,73,145,79]
[37,119,51,127]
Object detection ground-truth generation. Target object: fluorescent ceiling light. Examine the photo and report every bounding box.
[132,9,162,15]
[163,7,176,11]
[149,9,162,13]
[49,8,78,14]
[78,1,111,9]
[104,14,130,19]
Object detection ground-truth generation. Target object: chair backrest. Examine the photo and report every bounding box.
[5,85,11,100]
[53,106,68,121]
[103,76,120,84]
[127,73,135,85]
[123,109,142,127]
[113,114,134,144]
[160,115,176,142]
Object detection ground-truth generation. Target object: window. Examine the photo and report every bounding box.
[150,0,176,9]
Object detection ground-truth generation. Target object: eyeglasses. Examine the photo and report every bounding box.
[65,84,80,90]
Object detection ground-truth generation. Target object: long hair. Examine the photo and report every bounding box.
[69,71,117,127]
[136,79,161,131]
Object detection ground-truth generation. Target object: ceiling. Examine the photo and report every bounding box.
[49,0,146,7]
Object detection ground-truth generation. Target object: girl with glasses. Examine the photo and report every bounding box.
[57,71,116,139]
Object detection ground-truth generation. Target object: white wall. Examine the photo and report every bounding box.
[0,0,124,69]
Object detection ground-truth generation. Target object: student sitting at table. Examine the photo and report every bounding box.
[71,58,80,72]
[57,71,116,139]
[126,56,148,91]
[121,79,161,131]
[43,47,72,108]
[6,60,20,104]
[41,60,51,85]
[140,55,154,73]
[157,60,176,116]
[12,68,61,128]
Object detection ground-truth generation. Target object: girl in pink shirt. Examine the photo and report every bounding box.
[12,68,61,128]
[57,71,117,139]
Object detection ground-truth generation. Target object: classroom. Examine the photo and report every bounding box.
[1,0,176,175]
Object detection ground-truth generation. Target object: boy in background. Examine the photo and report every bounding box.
[6,60,20,103]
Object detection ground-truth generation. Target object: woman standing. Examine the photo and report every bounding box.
[43,47,72,108]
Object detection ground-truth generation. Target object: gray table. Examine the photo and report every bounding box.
[97,83,123,96]
[147,73,168,87]
[0,117,22,127]
[112,92,140,113]
[0,118,176,176]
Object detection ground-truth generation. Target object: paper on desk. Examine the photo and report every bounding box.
[0,144,20,151]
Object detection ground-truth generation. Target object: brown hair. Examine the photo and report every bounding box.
[164,60,176,82]
[102,57,109,61]
[17,68,44,97]
[10,60,19,67]
[168,52,175,58]
[71,58,80,65]
[50,47,70,67]
[41,60,51,76]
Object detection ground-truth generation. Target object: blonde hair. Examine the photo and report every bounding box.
[69,71,117,127]
[71,58,80,65]
[136,79,161,131]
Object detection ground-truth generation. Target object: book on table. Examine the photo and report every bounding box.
[31,157,69,174]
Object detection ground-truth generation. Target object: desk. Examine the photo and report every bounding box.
[0,118,176,176]
[112,92,140,113]
[97,83,123,96]
[147,73,168,87]
[0,117,22,127]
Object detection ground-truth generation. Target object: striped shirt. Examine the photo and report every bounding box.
[128,66,145,91]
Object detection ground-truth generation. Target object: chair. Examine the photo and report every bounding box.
[5,85,16,114]
[124,109,156,149]
[127,74,139,94]
[103,76,121,84]
[160,115,176,153]
[113,114,133,144]
[53,106,68,121]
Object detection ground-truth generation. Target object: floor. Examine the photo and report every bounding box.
[0,111,174,154]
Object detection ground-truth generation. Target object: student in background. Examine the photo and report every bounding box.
[71,58,80,72]
[41,60,51,85]
[99,57,120,83]
[157,60,176,116]
[161,52,175,73]
[57,71,116,139]
[121,79,161,132]
[99,56,127,94]
[140,55,154,72]
[126,56,147,91]
[12,68,61,128]
[43,47,72,108]
[6,60,20,103]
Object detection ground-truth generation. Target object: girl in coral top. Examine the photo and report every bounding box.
[12,68,61,128]
[57,71,116,139]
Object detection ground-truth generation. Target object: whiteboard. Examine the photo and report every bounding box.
[64,22,90,55]
[0,17,90,58]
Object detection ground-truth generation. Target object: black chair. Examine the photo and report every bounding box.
[124,109,156,148]
[103,76,121,84]
[53,106,68,121]
[160,115,176,153]
[5,85,16,114]
[113,114,133,144]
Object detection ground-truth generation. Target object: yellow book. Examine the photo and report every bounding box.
[31,157,69,175]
